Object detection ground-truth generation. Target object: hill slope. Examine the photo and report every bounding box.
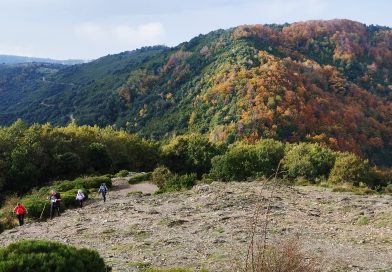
[0,180,392,271]
[0,20,391,164]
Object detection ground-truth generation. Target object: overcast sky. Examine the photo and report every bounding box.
[0,0,390,60]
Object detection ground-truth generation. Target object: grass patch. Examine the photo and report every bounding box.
[214,227,225,233]
[356,216,369,226]
[331,184,376,195]
[127,191,143,196]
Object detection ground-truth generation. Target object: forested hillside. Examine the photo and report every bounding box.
[0,19,391,165]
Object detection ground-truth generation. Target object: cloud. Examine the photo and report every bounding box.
[74,22,166,49]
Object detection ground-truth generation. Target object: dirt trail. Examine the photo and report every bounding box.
[1,181,392,272]
[111,177,158,197]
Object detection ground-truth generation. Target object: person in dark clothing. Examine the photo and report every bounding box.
[13,203,27,226]
[49,190,61,219]
[98,183,108,202]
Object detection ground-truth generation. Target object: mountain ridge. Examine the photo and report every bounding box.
[0,19,391,165]
[0,54,86,65]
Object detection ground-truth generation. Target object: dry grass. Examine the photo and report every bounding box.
[245,238,320,272]
[243,162,322,272]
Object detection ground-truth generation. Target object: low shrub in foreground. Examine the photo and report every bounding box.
[245,239,321,272]
[0,240,108,272]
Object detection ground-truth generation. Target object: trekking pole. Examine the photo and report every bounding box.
[39,203,47,220]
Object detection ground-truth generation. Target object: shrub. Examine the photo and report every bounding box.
[151,167,196,192]
[53,176,111,192]
[87,142,112,172]
[60,188,89,209]
[254,139,285,177]
[384,184,392,194]
[152,166,174,189]
[0,240,108,272]
[160,173,197,192]
[0,195,20,232]
[73,175,112,189]
[161,134,220,176]
[210,143,258,181]
[283,143,336,182]
[128,172,152,184]
[22,197,49,219]
[209,140,285,181]
[55,152,81,177]
[53,180,76,191]
[328,153,371,186]
[115,169,129,177]
[244,239,321,272]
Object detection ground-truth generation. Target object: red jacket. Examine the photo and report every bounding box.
[14,205,26,215]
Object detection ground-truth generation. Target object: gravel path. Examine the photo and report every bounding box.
[1,181,392,272]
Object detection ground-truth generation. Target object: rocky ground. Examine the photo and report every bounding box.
[1,178,392,272]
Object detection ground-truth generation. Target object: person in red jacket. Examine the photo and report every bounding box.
[13,203,27,226]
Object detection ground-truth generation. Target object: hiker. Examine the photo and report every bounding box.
[75,189,85,208]
[49,190,61,219]
[98,183,108,202]
[13,203,27,226]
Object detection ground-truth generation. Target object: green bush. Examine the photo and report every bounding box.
[328,153,372,186]
[22,197,49,219]
[209,140,285,181]
[60,188,89,209]
[53,180,76,191]
[161,134,221,176]
[151,167,196,192]
[73,175,112,189]
[210,143,258,181]
[115,169,129,177]
[161,173,197,192]
[128,172,152,184]
[55,152,81,177]
[0,240,108,272]
[283,143,336,182]
[254,139,285,177]
[152,166,174,189]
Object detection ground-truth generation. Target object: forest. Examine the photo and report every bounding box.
[0,19,391,168]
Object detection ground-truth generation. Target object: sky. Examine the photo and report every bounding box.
[0,0,390,60]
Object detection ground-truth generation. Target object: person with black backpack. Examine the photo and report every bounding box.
[98,183,108,202]
[49,190,61,219]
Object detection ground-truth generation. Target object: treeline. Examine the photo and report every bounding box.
[1,121,391,200]
[0,120,157,198]
[156,134,391,192]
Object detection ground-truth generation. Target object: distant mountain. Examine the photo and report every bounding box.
[0,54,86,65]
[0,20,391,165]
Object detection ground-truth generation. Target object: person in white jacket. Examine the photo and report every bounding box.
[75,190,85,208]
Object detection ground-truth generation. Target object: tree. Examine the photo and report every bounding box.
[87,142,112,172]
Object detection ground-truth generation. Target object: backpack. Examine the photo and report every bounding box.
[55,192,61,202]
[76,192,85,200]
[99,185,107,193]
